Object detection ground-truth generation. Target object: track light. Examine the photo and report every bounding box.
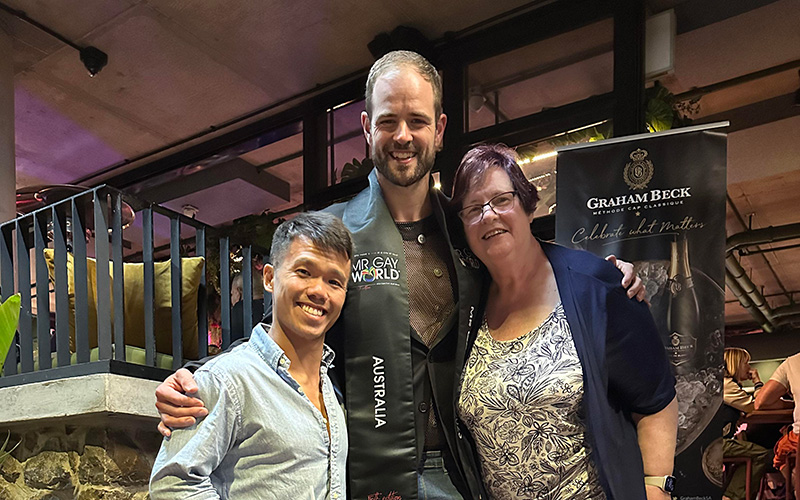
[79,46,108,77]
[0,2,108,78]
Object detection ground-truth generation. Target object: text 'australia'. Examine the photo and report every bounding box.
[373,356,387,428]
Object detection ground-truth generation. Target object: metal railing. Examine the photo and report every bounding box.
[1,185,267,387]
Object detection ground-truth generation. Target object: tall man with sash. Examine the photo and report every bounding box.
[154,50,643,499]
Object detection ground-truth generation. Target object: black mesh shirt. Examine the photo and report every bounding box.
[396,215,457,452]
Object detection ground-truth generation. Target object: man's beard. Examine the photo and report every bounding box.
[371,145,436,187]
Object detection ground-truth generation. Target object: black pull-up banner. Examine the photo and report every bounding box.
[555,123,728,499]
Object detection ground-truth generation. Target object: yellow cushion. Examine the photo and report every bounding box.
[21,345,175,371]
[43,250,204,359]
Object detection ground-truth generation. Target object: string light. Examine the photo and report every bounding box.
[517,150,557,165]
[516,120,609,165]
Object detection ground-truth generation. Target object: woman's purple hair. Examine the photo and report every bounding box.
[450,143,539,215]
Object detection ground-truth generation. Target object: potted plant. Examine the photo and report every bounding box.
[0,294,21,464]
[0,293,20,372]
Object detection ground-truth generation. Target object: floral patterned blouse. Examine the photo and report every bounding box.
[457,303,606,500]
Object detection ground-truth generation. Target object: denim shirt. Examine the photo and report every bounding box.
[150,324,347,500]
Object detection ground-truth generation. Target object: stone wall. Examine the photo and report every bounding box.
[0,423,161,500]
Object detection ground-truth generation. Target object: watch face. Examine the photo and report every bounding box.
[664,476,676,492]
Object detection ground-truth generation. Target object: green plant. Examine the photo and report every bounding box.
[545,81,693,148]
[0,293,21,372]
[0,431,20,465]
[645,81,694,132]
[339,157,373,183]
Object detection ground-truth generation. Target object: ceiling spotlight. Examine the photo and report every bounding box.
[0,2,108,78]
[80,46,108,77]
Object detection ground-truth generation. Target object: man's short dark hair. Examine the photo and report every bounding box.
[365,50,443,119]
[270,211,354,270]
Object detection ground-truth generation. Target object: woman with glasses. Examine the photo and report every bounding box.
[449,144,678,500]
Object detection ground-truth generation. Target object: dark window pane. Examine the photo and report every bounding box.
[328,99,369,185]
[467,19,614,132]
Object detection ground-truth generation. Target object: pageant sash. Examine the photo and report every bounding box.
[336,170,418,500]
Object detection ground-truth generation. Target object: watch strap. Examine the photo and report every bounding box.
[644,475,675,492]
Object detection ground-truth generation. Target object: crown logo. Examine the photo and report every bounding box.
[623,148,654,190]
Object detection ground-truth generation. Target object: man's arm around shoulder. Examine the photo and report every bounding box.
[156,337,253,436]
[150,369,238,499]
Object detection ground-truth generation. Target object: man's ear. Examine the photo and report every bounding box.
[263,264,275,293]
[361,111,372,144]
[435,112,447,151]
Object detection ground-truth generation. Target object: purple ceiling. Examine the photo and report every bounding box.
[14,87,125,185]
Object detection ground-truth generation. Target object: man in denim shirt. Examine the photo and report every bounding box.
[150,212,353,499]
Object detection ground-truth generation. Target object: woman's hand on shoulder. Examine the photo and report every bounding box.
[605,255,647,302]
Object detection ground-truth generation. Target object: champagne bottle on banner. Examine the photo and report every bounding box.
[666,233,700,375]
[554,124,728,495]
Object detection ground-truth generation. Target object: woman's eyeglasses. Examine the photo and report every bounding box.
[458,191,518,225]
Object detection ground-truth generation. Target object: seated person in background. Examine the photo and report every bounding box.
[722,347,772,500]
[150,211,353,500]
[755,352,798,488]
[230,269,271,342]
[229,272,244,306]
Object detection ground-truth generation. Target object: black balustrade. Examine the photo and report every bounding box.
[220,236,231,349]
[0,186,260,388]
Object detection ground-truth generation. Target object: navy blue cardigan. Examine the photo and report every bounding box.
[453,241,676,500]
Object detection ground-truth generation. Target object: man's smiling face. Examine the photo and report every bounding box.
[266,237,350,345]
[361,67,447,188]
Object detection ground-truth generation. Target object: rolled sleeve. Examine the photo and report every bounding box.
[149,370,240,499]
[605,288,676,415]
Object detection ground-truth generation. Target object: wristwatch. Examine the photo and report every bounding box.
[644,475,675,493]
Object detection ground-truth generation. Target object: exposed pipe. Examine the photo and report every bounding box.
[725,254,775,327]
[774,304,800,319]
[676,59,800,103]
[725,273,773,333]
[726,290,800,304]
[774,314,800,327]
[727,222,800,253]
[739,241,800,257]
[727,195,794,305]
[725,222,800,331]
